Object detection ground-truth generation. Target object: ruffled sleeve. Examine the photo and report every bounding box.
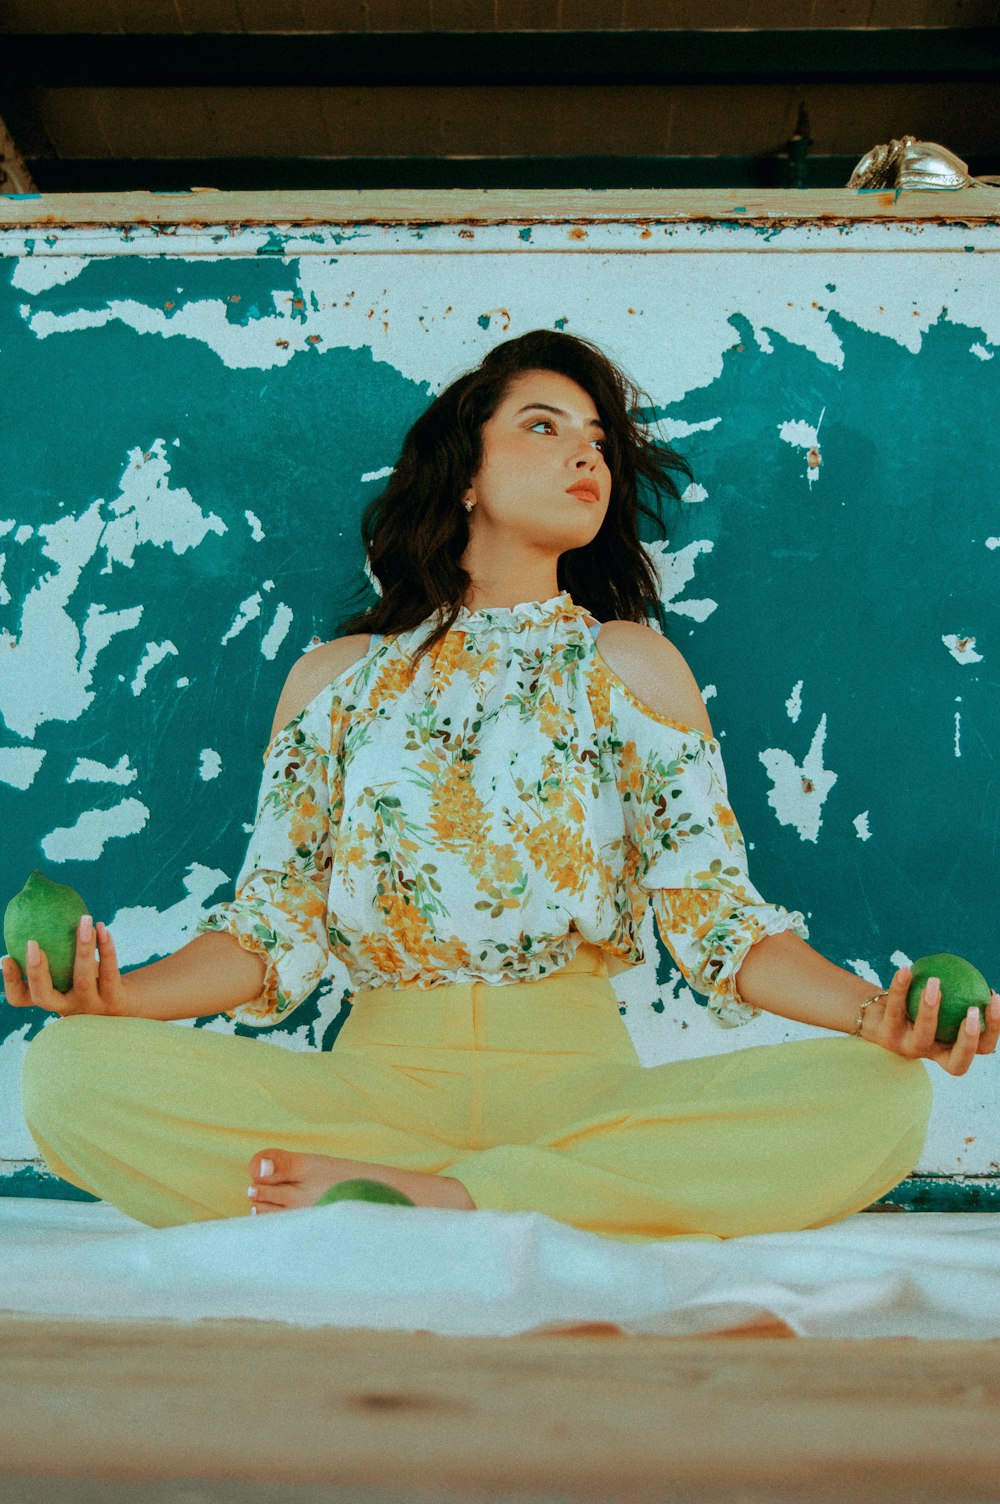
[194,686,340,1028]
[613,685,809,1027]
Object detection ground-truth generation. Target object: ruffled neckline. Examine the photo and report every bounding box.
[451,591,591,633]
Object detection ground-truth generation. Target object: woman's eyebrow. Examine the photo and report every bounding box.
[514,403,605,431]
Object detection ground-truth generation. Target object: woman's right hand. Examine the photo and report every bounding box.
[1,917,130,1016]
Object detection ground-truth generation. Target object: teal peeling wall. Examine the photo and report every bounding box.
[0,208,997,1209]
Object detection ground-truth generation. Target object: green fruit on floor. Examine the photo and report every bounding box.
[3,871,89,995]
[906,953,990,1045]
[314,1178,417,1208]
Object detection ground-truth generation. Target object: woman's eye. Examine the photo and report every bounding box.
[529,419,606,452]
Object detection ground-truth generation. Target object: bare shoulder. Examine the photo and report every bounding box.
[269,633,372,743]
[592,619,715,740]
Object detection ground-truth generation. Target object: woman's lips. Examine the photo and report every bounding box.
[566,483,600,501]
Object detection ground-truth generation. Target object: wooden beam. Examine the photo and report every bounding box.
[3,186,1000,229]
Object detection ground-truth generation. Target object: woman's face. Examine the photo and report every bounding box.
[464,368,611,547]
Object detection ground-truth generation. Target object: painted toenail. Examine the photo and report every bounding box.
[259,1159,273,1178]
[248,1186,257,1198]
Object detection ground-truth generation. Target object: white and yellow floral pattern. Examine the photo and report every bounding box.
[196,593,808,1029]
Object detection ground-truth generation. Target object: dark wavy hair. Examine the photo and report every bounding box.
[334,328,694,673]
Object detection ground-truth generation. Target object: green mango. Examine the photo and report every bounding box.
[314,1177,416,1208]
[906,952,990,1045]
[3,870,89,995]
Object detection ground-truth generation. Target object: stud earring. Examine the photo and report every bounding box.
[463,497,474,512]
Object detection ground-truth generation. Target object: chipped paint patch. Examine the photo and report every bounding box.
[943,633,983,664]
[42,797,150,863]
[646,540,718,623]
[68,754,138,785]
[0,747,46,790]
[131,642,179,696]
[759,714,837,844]
[778,412,824,486]
[262,602,295,660]
[199,749,222,781]
[101,865,244,971]
[221,593,266,643]
[853,811,872,841]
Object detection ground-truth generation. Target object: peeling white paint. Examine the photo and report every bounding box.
[41,796,150,863]
[101,441,228,570]
[759,713,838,844]
[199,749,222,781]
[653,417,722,441]
[853,811,872,841]
[245,509,266,541]
[0,1025,36,1159]
[222,594,262,643]
[971,343,994,360]
[646,539,718,623]
[15,247,1000,408]
[261,602,295,660]
[680,482,708,505]
[0,517,137,742]
[785,680,803,723]
[0,436,232,742]
[131,642,180,696]
[846,957,882,987]
[0,747,46,790]
[10,255,93,295]
[943,634,983,664]
[955,711,961,759]
[778,411,824,487]
[93,862,241,970]
[88,606,145,675]
[67,754,138,785]
[986,537,1000,550]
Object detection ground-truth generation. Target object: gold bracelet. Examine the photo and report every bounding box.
[852,990,890,1038]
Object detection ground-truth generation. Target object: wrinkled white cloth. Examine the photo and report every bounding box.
[1,1199,998,1338]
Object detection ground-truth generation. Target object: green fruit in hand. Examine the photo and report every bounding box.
[314,1177,416,1208]
[906,953,990,1045]
[3,870,89,995]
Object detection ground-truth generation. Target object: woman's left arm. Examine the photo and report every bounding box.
[735,928,1000,1075]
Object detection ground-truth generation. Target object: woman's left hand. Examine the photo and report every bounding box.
[863,967,1000,1074]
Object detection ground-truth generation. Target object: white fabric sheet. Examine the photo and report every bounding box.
[1,1199,997,1339]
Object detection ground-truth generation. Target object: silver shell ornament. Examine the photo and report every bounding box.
[847,137,982,192]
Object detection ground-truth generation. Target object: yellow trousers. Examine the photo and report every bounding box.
[20,942,933,1243]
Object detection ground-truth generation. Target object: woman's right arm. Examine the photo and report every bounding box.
[122,929,268,1021]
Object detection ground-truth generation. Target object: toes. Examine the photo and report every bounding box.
[250,1148,290,1183]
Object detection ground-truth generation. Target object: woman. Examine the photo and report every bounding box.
[10,330,998,1241]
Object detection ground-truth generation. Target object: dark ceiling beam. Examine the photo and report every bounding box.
[3,29,999,88]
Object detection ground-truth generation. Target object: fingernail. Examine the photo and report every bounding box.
[251,1206,258,1216]
[80,915,92,940]
[259,1158,273,1178]
[990,995,1000,1018]
[27,940,39,965]
[247,1186,257,1198]
[925,978,940,1005]
[966,1007,980,1035]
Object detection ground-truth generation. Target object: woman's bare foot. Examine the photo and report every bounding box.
[247,1149,476,1215]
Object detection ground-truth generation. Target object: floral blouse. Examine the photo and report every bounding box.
[195,592,808,1029]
